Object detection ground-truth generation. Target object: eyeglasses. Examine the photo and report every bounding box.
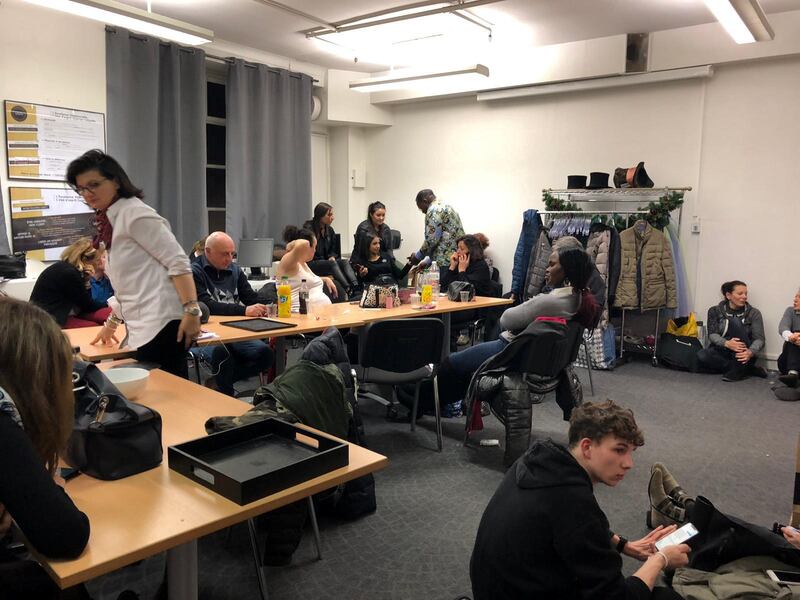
[73,178,108,196]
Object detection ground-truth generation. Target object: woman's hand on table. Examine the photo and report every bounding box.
[91,324,119,346]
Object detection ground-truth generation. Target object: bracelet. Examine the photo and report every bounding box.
[656,550,669,570]
[615,535,628,553]
[182,300,199,307]
[104,319,119,330]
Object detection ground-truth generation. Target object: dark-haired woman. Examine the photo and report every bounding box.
[437,247,598,407]
[0,298,90,597]
[351,233,405,286]
[697,280,766,382]
[777,288,800,387]
[276,225,336,309]
[353,201,394,259]
[442,235,494,351]
[66,150,200,378]
[305,202,359,296]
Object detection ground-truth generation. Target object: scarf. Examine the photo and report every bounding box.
[93,209,113,250]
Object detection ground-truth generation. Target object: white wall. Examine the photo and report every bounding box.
[362,56,800,360]
[0,0,106,279]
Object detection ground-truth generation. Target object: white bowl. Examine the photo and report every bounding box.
[106,368,150,400]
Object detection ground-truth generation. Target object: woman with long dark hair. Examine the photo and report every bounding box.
[446,247,598,375]
[0,298,90,597]
[305,202,359,295]
[66,150,200,378]
[697,280,766,382]
[353,201,394,258]
[351,233,405,286]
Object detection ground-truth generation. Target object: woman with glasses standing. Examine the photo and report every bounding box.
[67,149,200,378]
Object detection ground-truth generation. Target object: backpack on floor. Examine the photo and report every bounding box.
[656,333,703,372]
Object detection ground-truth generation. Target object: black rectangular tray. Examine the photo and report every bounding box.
[220,318,298,333]
[168,418,349,505]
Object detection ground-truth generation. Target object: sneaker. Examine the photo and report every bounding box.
[778,371,799,388]
[456,333,470,346]
[722,369,747,382]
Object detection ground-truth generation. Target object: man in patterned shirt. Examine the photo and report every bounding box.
[411,189,465,275]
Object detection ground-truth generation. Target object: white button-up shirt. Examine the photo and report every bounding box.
[105,197,191,349]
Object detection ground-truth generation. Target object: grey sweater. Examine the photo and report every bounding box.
[499,287,579,342]
[707,301,765,354]
[779,306,800,338]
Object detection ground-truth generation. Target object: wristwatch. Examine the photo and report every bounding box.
[616,535,628,553]
[183,302,202,317]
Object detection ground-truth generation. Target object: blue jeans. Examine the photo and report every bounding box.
[447,338,509,376]
[193,340,273,396]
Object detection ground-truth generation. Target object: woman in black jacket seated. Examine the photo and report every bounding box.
[697,280,767,382]
[29,237,110,329]
[351,233,405,286]
[305,202,359,296]
[0,298,90,598]
[353,201,394,259]
[443,234,495,351]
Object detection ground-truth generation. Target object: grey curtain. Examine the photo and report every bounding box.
[225,59,313,244]
[105,27,206,249]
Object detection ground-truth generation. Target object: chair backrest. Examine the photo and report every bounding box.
[512,320,585,378]
[390,229,402,250]
[359,318,444,372]
[491,267,500,282]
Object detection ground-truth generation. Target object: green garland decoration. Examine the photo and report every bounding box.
[542,190,684,231]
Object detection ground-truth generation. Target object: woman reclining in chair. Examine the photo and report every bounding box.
[441,247,598,394]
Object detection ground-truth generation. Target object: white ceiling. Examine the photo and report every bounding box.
[93,0,800,71]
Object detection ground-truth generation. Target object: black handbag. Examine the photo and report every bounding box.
[447,281,475,302]
[656,332,702,372]
[0,252,26,280]
[66,360,163,480]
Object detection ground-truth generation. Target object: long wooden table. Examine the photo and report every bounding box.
[65,296,512,364]
[39,368,389,599]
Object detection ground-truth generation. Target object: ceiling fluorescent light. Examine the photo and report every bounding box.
[477,66,714,102]
[350,64,489,93]
[703,0,774,44]
[23,0,214,46]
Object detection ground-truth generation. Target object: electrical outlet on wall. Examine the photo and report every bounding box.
[691,217,701,234]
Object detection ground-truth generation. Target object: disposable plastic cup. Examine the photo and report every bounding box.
[460,291,470,303]
[265,304,277,318]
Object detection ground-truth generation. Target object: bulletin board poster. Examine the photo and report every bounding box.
[9,187,95,261]
[5,101,105,181]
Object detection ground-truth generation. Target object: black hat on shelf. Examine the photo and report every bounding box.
[586,172,610,189]
[567,175,587,189]
[613,161,655,188]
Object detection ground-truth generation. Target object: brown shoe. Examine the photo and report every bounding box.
[652,462,692,507]
[647,468,686,529]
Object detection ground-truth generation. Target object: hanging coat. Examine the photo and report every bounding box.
[614,221,677,310]
[510,210,542,298]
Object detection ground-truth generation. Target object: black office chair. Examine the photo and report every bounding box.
[390,229,402,250]
[355,318,445,451]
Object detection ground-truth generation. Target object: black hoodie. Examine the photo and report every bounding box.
[470,439,651,600]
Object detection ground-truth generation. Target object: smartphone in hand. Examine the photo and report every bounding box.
[655,522,699,551]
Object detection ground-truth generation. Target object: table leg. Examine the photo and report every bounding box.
[442,312,451,360]
[275,337,287,375]
[166,540,198,600]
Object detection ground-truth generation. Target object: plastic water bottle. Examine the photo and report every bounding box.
[428,261,439,306]
[299,279,309,315]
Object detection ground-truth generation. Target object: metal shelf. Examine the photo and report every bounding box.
[543,187,691,198]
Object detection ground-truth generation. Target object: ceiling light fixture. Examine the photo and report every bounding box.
[702,0,774,44]
[23,0,214,46]
[349,64,489,93]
